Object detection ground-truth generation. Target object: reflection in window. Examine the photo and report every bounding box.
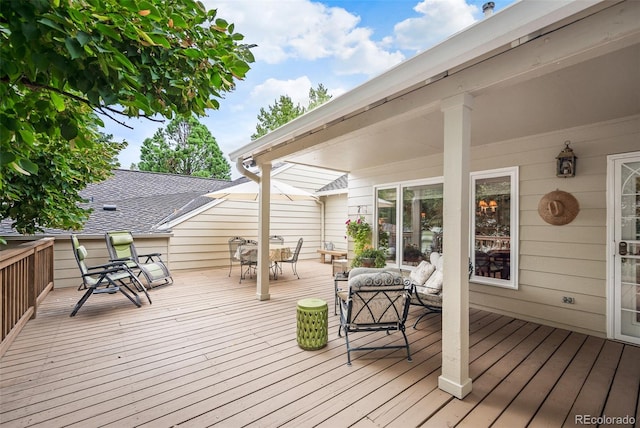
[377,188,397,263]
[376,181,443,267]
[402,184,443,266]
[472,167,518,289]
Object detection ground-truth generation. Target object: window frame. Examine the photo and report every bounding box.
[470,166,519,289]
[374,177,444,269]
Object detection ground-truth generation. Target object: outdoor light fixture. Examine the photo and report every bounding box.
[556,141,577,178]
[242,157,257,168]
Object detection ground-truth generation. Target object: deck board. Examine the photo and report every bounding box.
[1,261,638,427]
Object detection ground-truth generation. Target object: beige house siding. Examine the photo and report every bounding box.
[321,193,348,252]
[346,114,640,337]
[168,198,321,271]
[166,164,343,272]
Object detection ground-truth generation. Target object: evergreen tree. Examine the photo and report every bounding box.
[138,117,231,179]
[251,84,332,140]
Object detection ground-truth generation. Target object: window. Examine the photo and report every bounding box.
[471,167,518,289]
[376,179,443,267]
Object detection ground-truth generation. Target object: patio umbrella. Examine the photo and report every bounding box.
[205,179,318,201]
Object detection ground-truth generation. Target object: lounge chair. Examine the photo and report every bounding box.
[70,234,150,317]
[105,231,173,288]
[338,268,412,365]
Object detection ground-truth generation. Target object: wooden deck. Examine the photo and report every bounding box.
[1,261,638,427]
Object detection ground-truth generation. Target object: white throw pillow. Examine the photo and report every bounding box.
[423,270,444,294]
[409,261,435,285]
[430,252,441,267]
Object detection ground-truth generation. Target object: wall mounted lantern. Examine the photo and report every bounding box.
[556,141,577,178]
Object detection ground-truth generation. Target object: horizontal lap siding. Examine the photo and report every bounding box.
[323,194,348,251]
[168,165,343,271]
[348,115,639,337]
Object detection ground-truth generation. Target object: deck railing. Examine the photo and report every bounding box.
[0,238,55,357]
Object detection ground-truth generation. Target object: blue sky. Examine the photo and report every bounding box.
[108,0,517,177]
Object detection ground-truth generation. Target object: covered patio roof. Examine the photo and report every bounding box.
[230,0,639,172]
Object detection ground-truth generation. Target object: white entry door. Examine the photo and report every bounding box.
[610,152,640,345]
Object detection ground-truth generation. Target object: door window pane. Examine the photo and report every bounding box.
[401,183,443,266]
[377,188,397,263]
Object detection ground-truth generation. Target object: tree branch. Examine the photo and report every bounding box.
[4,76,165,125]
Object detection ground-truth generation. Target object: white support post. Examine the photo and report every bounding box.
[256,162,271,300]
[438,93,473,399]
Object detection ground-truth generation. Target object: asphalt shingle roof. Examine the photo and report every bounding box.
[317,174,348,193]
[1,169,239,236]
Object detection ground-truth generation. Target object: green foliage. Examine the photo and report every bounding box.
[0,0,253,233]
[251,83,332,140]
[1,131,125,234]
[138,117,231,179]
[251,95,305,140]
[345,216,372,255]
[352,247,387,268]
[307,83,332,111]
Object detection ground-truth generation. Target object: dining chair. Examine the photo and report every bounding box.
[239,239,258,283]
[280,237,303,279]
[228,236,246,277]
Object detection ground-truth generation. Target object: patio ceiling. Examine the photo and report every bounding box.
[232,1,640,174]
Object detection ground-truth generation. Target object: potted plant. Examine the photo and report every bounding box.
[345,216,372,255]
[352,246,387,268]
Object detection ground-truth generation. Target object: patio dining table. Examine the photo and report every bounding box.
[236,244,292,279]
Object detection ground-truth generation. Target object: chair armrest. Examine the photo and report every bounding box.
[139,253,163,263]
[110,256,134,262]
[84,261,132,277]
[86,260,129,271]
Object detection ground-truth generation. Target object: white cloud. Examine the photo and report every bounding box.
[394,0,479,51]
[206,0,405,76]
[251,76,314,107]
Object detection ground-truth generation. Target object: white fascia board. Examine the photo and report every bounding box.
[156,198,225,231]
[316,188,348,197]
[229,0,603,162]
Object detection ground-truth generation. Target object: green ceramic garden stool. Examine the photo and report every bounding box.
[296,298,328,350]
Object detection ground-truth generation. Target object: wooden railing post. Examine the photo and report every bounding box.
[0,238,55,357]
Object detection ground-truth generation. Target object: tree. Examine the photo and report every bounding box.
[307,83,332,111]
[1,0,254,235]
[251,83,332,140]
[138,117,231,179]
[251,96,305,141]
